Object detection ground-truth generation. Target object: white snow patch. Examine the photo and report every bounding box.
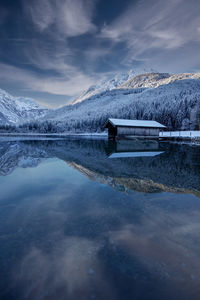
[160,131,200,138]
[108,151,164,158]
[107,118,166,128]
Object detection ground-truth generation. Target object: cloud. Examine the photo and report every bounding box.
[23,0,97,38]
[0,2,102,106]
[1,0,200,106]
[0,63,96,101]
[83,46,111,62]
[100,0,200,70]
[0,36,103,106]
[22,39,75,75]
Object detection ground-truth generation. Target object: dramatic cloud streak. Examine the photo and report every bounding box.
[101,0,200,48]
[100,0,200,69]
[0,63,96,102]
[0,0,200,106]
[23,0,97,38]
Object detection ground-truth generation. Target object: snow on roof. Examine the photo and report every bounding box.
[108,151,164,158]
[105,118,166,128]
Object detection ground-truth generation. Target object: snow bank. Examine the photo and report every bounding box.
[160,131,200,138]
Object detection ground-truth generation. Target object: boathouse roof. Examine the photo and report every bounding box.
[104,118,166,129]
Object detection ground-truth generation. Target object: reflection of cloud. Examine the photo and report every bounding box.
[14,190,200,299]
[16,237,116,300]
[108,210,200,291]
[1,140,200,299]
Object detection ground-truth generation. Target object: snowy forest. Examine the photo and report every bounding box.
[1,87,200,134]
[0,73,200,134]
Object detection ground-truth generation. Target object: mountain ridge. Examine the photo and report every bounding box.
[0,88,48,125]
[1,71,200,132]
[70,72,200,106]
[72,69,136,105]
[41,72,200,132]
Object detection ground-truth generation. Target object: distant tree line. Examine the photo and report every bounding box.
[1,88,200,133]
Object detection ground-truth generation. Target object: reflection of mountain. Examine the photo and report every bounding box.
[0,142,47,175]
[69,162,199,195]
[0,139,200,195]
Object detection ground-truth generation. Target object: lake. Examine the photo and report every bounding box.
[0,138,200,300]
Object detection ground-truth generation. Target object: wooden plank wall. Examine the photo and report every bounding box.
[117,127,159,136]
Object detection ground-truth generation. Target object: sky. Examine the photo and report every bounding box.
[0,0,200,108]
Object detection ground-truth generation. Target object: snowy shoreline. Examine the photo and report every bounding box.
[159,130,200,138]
[0,132,108,141]
[159,131,200,146]
[0,131,200,144]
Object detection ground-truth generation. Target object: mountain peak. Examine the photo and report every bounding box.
[72,69,136,105]
[72,71,200,106]
[0,88,47,125]
[119,72,200,89]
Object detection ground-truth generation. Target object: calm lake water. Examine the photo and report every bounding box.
[0,138,200,300]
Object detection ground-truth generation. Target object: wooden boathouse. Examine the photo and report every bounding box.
[104,118,166,139]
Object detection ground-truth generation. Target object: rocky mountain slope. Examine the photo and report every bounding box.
[1,71,200,132]
[72,69,135,104]
[0,88,48,125]
[119,72,200,89]
[41,72,200,132]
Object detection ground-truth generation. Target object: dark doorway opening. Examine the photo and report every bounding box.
[108,125,117,139]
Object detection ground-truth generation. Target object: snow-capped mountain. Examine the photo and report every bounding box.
[119,72,200,89]
[0,88,48,125]
[1,71,200,132]
[71,72,200,106]
[72,69,135,104]
[43,72,200,132]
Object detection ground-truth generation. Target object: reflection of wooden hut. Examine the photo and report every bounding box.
[108,151,164,158]
[105,140,164,158]
[104,118,166,139]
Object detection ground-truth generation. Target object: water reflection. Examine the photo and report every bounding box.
[0,138,200,195]
[0,139,200,299]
